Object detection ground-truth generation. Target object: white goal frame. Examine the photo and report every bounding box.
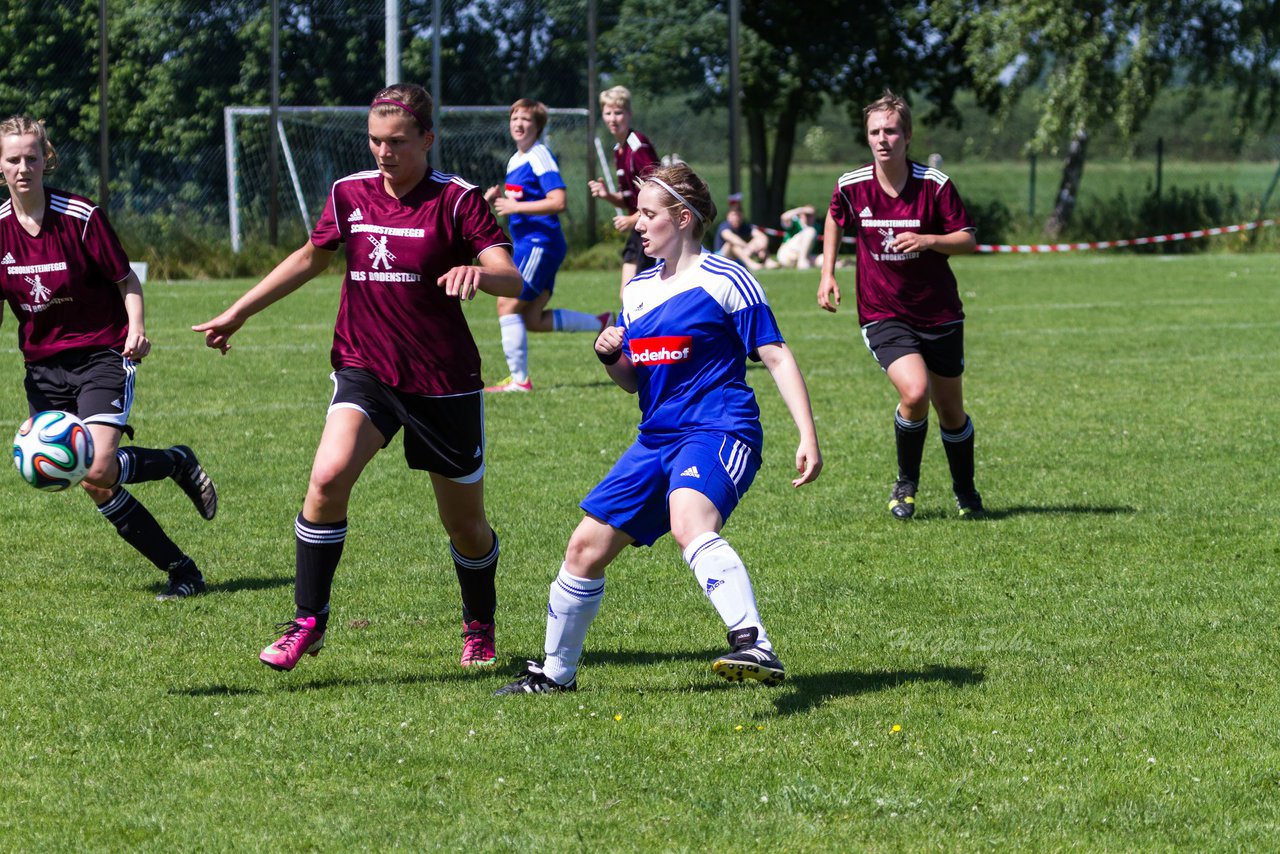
[225,105,590,253]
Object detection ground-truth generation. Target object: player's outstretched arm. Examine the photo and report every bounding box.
[193,240,334,354]
[437,246,522,301]
[594,325,637,394]
[757,342,822,487]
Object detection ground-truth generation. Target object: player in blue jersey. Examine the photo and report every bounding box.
[497,164,823,695]
[483,99,609,393]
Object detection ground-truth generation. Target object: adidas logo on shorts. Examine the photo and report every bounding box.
[680,466,700,478]
[347,208,364,223]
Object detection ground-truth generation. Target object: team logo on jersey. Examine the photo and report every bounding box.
[859,206,873,218]
[680,466,701,479]
[878,227,897,253]
[504,183,524,200]
[629,335,692,365]
[25,274,50,304]
[347,208,364,223]
[1,252,14,265]
[367,235,396,270]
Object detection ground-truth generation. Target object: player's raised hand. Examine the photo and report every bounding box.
[437,264,482,300]
[594,325,626,359]
[192,312,244,355]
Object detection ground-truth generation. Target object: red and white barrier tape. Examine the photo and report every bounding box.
[976,218,1277,253]
[760,219,1278,251]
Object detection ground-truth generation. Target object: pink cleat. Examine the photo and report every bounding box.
[484,376,533,393]
[460,620,496,668]
[259,617,325,671]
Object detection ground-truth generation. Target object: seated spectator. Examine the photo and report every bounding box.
[713,194,769,270]
[775,205,818,269]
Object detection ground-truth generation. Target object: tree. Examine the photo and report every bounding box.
[932,0,1280,236]
[603,0,968,225]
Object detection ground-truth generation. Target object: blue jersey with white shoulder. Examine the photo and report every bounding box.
[620,253,783,453]
[503,141,566,246]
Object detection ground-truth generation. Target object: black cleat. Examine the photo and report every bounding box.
[494,661,577,695]
[156,563,206,601]
[955,489,985,518]
[170,445,217,520]
[712,627,785,686]
[888,479,917,520]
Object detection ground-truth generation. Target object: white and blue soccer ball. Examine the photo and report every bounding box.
[12,410,95,491]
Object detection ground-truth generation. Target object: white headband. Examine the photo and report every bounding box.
[648,177,705,223]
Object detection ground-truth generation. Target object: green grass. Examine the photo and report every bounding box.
[2,255,1279,849]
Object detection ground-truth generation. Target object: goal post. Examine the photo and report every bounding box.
[225,105,592,253]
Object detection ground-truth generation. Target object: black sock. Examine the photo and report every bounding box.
[97,488,187,571]
[894,409,928,484]
[452,530,499,625]
[941,415,976,495]
[114,446,179,485]
[294,513,347,631]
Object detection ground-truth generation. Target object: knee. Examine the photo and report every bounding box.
[563,531,607,577]
[897,384,930,414]
[441,514,493,554]
[83,453,117,488]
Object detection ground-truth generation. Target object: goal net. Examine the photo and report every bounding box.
[226,105,593,252]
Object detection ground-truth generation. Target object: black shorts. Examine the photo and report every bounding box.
[24,348,136,436]
[621,229,656,272]
[861,320,965,377]
[329,368,485,482]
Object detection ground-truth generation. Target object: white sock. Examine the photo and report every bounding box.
[499,314,528,381]
[683,532,771,651]
[553,308,603,332]
[543,564,605,684]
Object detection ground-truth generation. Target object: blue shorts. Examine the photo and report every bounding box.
[514,236,567,302]
[580,432,760,547]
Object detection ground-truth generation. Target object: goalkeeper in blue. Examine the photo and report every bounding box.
[496,164,823,695]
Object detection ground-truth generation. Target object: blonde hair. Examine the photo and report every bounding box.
[641,163,716,241]
[510,98,548,138]
[863,89,913,138]
[599,85,632,112]
[0,115,58,182]
[370,83,433,132]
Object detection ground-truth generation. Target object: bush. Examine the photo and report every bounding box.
[966,198,1013,246]
[1072,183,1244,252]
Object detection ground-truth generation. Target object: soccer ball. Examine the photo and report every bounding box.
[12,410,95,491]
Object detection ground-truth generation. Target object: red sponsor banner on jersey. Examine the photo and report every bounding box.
[630,335,693,365]
[504,183,524,199]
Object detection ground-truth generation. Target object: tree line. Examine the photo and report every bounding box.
[1,0,1275,237]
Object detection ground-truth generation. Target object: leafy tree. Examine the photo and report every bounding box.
[602,0,968,224]
[931,0,1280,235]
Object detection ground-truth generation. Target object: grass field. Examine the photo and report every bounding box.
[2,253,1279,850]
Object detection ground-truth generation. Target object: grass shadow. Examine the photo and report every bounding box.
[906,504,1137,522]
[206,576,294,594]
[769,664,984,715]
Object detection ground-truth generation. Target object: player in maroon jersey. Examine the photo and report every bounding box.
[0,116,217,600]
[817,91,983,519]
[193,84,523,671]
[588,86,661,299]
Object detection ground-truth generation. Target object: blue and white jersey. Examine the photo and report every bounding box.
[620,252,783,453]
[503,141,566,246]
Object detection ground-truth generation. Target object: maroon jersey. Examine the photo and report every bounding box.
[311,169,511,396]
[613,129,660,214]
[0,189,131,363]
[829,161,974,327]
